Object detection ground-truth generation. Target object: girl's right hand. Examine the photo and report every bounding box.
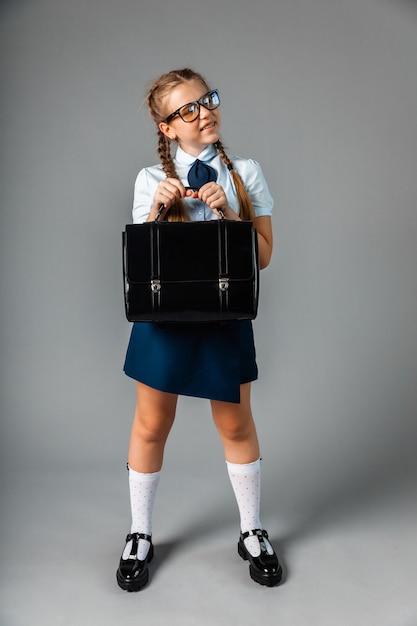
[148,178,190,221]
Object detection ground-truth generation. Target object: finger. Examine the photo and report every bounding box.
[202,191,224,209]
[161,178,186,197]
[198,183,223,205]
[156,192,179,210]
[198,187,215,205]
[169,178,187,196]
[157,181,186,207]
[163,180,185,200]
[198,182,217,196]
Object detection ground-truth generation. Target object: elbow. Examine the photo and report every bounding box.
[259,257,271,270]
[256,226,273,270]
[259,249,272,270]
[258,244,273,270]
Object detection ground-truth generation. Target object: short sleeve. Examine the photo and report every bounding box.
[132,166,164,224]
[234,158,274,218]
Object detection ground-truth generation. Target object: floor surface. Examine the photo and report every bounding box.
[1,467,417,626]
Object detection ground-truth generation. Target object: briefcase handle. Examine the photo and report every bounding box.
[154,190,225,222]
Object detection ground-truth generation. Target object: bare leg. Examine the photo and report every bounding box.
[210,382,282,585]
[117,381,178,592]
[128,381,178,473]
[210,382,260,463]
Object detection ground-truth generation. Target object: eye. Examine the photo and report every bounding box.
[205,91,219,109]
[181,102,197,120]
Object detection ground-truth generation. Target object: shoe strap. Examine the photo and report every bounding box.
[125,532,152,558]
[126,532,152,542]
[240,528,269,542]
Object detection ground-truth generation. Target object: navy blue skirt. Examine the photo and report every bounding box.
[123,320,258,403]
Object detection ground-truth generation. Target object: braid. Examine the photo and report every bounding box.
[215,140,255,221]
[156,130,187,221]
[157,130,177,179]
[214,139,233,169]
[146,69,210,222]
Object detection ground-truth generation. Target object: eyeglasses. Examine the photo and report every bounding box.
[164,90,220,124]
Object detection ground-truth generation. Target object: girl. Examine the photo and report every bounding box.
[116,68,282,590]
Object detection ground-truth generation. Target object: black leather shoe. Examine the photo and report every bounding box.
[116,532,154,592]
[238,529,282,587]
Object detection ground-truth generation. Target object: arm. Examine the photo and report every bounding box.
[231,158,274,269]
[253,215,273,270]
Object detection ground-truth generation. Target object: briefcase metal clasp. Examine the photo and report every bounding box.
[219,278,229,292]
[151,279,161,293]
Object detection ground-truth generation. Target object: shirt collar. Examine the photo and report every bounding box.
[175,144,217,166]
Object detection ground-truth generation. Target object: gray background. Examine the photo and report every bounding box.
[1,0,417,625]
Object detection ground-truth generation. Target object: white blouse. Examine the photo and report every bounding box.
[132,144,273,224]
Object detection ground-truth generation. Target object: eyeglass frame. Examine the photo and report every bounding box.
[163,89,220,124]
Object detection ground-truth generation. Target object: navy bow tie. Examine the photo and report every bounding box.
[187,159,217,190]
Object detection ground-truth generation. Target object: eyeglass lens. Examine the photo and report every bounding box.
[179,91,220,122]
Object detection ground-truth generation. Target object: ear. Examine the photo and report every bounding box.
[159,121,177,141]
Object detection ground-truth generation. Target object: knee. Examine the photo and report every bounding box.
[217,417,253,443]
[132,410,173,445]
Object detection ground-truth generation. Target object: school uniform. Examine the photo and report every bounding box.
[123,144,273,403]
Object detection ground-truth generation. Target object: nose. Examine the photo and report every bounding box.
[199,104,211,119]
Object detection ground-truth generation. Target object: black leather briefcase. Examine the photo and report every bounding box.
[123,217,259,323]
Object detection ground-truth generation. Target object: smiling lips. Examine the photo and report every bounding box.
[201,122,216,131]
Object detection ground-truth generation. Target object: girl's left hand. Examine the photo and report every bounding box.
[195,182,231,218]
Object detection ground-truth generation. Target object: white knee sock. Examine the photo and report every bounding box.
[226,459,273,557]
[122,467,160,561]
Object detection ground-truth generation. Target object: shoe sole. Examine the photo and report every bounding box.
[116,567,149,592]
[238,541,283,587]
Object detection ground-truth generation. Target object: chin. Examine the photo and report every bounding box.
[207,132,220,144]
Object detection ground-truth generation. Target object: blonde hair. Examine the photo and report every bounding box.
[145,68,255,222]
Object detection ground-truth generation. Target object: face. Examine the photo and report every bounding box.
[159,80,221,156]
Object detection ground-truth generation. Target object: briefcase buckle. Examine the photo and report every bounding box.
[151,279,161,293]
[219,278,229,292]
